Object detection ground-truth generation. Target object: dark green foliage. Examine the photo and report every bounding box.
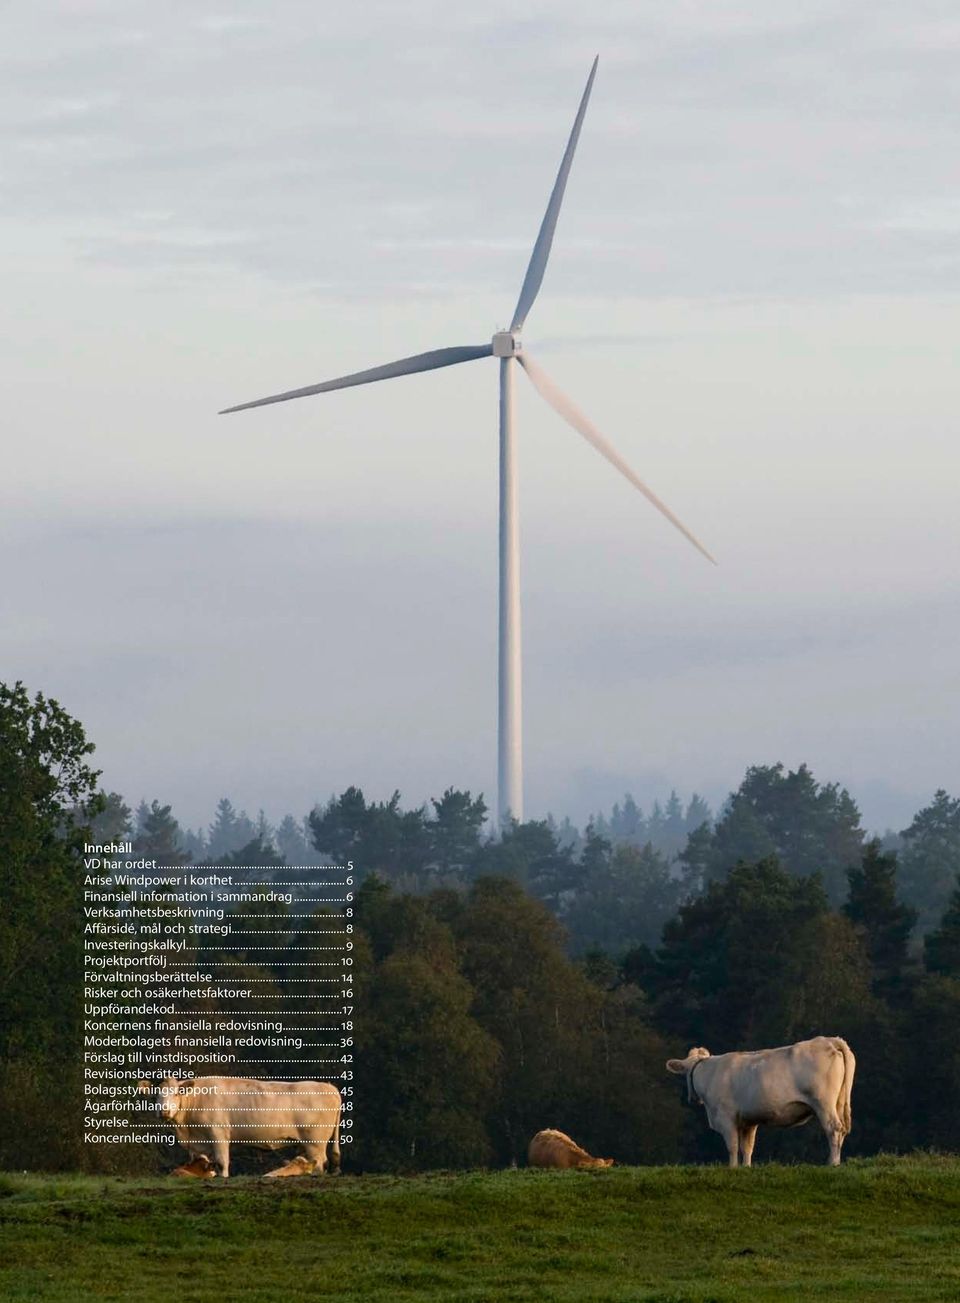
[471,817,576,903]
[563,838,681,956]
[924,878,960,977]
[0,682,103,1169]
[206,797,256,861]
[647,857,870,1049]
[428,788,487,876]
[134,799,187,865]
[900,790,960,933]
[274,812,311,864]
[201,834,285,872]
[907,976,960,1150]
[359,930,499,1170]
[310,786,432,885]
[679,763,864,903]
[844,840,917,993]
[591,790,713,861]
[451,877,681,1165]
[87,791,132,843]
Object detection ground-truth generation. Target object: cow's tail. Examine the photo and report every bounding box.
[833,1037,856,1136]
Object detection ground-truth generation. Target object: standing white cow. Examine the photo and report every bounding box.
[141,1076,341,1179]
[666,1036,855,1167]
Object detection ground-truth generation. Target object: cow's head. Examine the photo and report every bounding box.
[158,1077,184,1121]
[137,1077,184,1120]
[665,1047,711,1104]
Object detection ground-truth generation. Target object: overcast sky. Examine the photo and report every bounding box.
[3,1,959,835]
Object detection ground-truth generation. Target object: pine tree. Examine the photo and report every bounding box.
[564,841,680,955]
[133,800,186,865]
[685,793,712,835]
[255,809,275,851]
[682,763,863,903]
[609,794,646,845]
[649,857,869,1049]
[427,788,486,877]
[475,818,577,904]
[844,840,917,992]
[677,820,714,899]
[207,797,240,859]
[275,814,309,864]
[88,791,132,843]
[924,878,960,977]
[900,790,960,932]
[661,791,687,858]
[180,827,208,859]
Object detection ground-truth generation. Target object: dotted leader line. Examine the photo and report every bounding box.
[125,1126,345,1131]
[184,868,349,875]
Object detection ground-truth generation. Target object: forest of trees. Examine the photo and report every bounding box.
[4,680,960,1173]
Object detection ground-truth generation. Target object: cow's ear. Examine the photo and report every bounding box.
[136,1079,151,1095]
[666,1059,687,1075]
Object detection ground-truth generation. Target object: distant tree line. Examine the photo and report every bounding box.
[5,680,960,1172]
[95,764,960,955]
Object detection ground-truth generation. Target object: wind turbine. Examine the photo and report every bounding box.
[221,56,715,829]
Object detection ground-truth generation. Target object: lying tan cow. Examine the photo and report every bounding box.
[140,1076,341,1180]
[263,1155,317,1179]
[172,1153,217,1178]
[666,1036,856,1167]
[528,1129,613,1169]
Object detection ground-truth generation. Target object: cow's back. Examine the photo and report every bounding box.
[172,1076,341,1150]
[698,1038,848,1125]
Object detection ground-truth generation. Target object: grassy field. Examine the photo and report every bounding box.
[1,1156,958,1301]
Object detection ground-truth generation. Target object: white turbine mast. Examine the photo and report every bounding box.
[221,55,716,830]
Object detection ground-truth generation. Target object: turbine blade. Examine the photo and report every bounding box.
[518,351,716,565]
[510,56,599,333]
[220,343,494,414]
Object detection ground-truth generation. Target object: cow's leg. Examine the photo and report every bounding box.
[211,1137,230,1179]
[738,1125,759,1168]
[328,1130,341,1175]
[301,1142,327,1175]
[710,1112,740,1167]
[812,1104,845,1166]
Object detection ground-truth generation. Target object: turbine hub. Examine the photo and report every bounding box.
[492,330,520,358]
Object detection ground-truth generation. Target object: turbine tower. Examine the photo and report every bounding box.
[221,56,715,828]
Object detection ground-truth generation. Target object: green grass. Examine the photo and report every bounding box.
[0,1156,958,1301]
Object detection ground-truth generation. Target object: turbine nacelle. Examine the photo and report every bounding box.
[491,331,521,358]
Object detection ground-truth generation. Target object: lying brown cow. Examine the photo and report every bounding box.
[528,1129,613,1169]
[172,1154,217,1178]
[263,1155,317,1179]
